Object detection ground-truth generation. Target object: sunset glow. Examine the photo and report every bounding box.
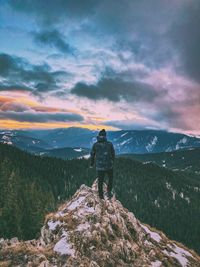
[0,1,199,134]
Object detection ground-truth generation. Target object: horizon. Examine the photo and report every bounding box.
[1,126,200,138]
[0,1,200,135]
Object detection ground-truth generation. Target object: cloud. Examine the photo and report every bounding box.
[0,95,79,114]
[0,102,30,112]
[169,0,200,82]
[0,111,84,123]
[141,67,200,132]
[33,29,75,54]
[0,84,32,92]
[3,0,200,134]
[0,53,68,94]
[7,0,196,74]
[150,100,200,132]
[0,96,30,113]
[0,53,19,76]
[104,119,161,131]
[71,78,160,103]
[8,0,97,25]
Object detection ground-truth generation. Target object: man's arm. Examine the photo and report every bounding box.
[90,144,96,167]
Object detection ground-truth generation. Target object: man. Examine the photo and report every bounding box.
[90,129,115,199]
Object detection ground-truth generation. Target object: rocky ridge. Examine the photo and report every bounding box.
[0,180,199,267]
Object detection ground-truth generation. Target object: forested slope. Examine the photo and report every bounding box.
[0,143,200,254]
[0,143,92,240]
[120,148,200,174]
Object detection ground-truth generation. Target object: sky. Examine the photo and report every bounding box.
[0,0,200,134]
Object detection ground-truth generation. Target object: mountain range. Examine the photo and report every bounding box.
[1,128,200,156]
[120,148,200,175]
[0,130,50,153]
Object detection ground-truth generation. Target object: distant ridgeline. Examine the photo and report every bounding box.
[0,143,200,255]
[120,148,200,175]
[1,128,200,155]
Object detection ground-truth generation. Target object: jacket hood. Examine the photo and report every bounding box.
[97,135,107,142]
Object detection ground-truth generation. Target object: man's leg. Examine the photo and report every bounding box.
[107,169,113,197]
[97,170,105,199]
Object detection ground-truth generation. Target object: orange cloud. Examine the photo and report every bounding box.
[0,93,78,114]
[0,95,15,104]
[0,119,116,130]
[87,116,105,121]
[0,92,116,130]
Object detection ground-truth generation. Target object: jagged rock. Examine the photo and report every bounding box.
[0,180,200,267]
[10,237,19,245]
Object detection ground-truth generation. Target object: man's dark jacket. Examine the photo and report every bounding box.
[90,136,115,171]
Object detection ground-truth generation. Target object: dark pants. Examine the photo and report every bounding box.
[97,169,113,198]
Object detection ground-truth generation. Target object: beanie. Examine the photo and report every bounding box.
[98,129,106,137]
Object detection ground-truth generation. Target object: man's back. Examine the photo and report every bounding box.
[91,136,115,170]
[90,129,115,199]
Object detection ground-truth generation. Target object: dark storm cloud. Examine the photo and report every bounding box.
[0,84,32,92]
[8,0,97,25]
[8,0,199,74]
[8,0,178,68]
[0,111,84,122]
[5,0,200,133]
[150,107,187,129]
[71,78,160,103]
[150,102,200,131]
[169,0,200,82]
[33,29,75,54]
[0,53,68,93]
[0,53,18,76]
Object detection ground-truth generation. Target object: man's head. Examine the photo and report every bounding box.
[97,129,107,142]
[98,129,106,137]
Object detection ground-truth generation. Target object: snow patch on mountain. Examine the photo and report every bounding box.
[141,224,162,242]
[1,134,13,145]
[78,154,90,159]
[67,196,85,210]
[179,192,191,204]
[150,260,162,267]
[53,230,75,256]
[120,137,133,146]
[121,132,128,137]
[146,136,158,152]
[166,182,176,200]
[163,244,194,267]
[73,148,83,152]
[48,220,62,231]
[82,154,90,159]
[175,137,188,150]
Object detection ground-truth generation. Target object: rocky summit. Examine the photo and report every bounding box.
[0,180,200,267]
